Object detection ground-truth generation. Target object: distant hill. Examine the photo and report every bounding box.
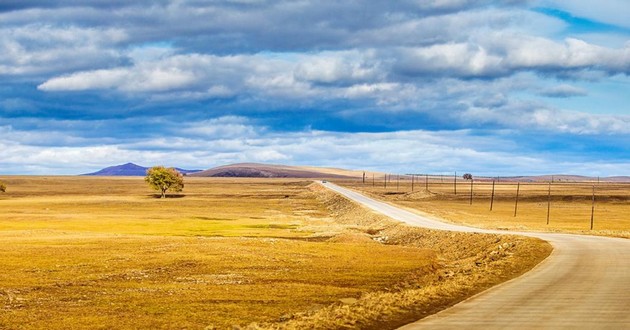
[82,163,202,176]
[189,163,363,178]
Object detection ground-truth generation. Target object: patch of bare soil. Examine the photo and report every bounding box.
[254,183,552,329]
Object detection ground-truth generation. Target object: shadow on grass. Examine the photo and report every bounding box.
[148,194,187,199]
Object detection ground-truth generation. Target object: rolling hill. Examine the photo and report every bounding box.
[188,163,365,178]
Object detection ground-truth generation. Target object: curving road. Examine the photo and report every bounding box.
[320,182,630,329]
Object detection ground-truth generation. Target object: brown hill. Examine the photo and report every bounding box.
[189,163,366,179]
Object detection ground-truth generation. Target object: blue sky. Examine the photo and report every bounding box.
[1,0,629,176]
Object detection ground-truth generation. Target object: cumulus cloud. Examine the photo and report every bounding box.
[0,24,126,76]
[461,101,630,135]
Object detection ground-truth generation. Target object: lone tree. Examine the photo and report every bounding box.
[145,166,184,198]
[463,173,473,180]
[0,180,6,193]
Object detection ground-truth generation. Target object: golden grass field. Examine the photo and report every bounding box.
[0,176,550,329]
[336,176,630,238]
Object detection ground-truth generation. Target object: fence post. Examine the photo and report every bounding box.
[546,182,551,225]
[514,182,520,217]
[490,180,495,211]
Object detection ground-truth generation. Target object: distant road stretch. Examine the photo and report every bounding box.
[320,181,630,329]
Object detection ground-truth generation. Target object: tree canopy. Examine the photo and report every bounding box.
[463,173,473,180]
[0,181,6,193]
[145,166,184,198]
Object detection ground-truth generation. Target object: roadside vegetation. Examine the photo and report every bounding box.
[0,176,550,329]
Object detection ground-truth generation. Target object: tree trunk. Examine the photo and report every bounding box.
[161,189,166,198]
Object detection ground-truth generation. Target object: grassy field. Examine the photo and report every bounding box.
[335,177,630,237]
[0,176,550,329]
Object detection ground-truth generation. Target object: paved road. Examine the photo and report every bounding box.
[321,182,630,329]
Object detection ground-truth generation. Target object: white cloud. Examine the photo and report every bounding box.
[539,84,587,98]
[395,43,505,77]
[2,118,628,176]
[0,24,126,76]
[462,102,630,135]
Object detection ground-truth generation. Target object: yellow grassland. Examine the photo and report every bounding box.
[0,176,550,329]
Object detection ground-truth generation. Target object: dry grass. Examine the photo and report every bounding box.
[335,178,630,238]
[0,176,551,329]
[254,184,551,329]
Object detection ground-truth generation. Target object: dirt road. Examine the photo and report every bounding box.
[321,182,630,329]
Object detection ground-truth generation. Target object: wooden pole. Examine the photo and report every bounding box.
[396,175,400,190]
[590,185,595,230]
[384,174,387,189]
[469,179,473,205]
[514,182,520,217]
[411,174,415,192]
[490,180,495,211]
[546,182,551,225]
[362,171,365,184]
[372,173,375,187]
[454,171,457,195]
[425,174,429,191]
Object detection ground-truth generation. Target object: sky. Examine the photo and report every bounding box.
[1,0,629,176]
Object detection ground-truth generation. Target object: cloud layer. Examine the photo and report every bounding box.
[1,0,629,175]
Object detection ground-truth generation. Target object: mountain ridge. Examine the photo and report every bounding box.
[82,163,202,176]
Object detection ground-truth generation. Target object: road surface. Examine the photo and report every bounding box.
[320,181,630,329]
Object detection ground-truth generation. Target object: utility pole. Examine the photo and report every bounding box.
[514,182,520,217]
[454,171,457,195]
[490,180,496,211]
[546,182,551,225]
[411,174,415,192]
[590,185,595,230]
[469,179,474,205]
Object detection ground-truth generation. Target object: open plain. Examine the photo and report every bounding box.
[0,176,550,329]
